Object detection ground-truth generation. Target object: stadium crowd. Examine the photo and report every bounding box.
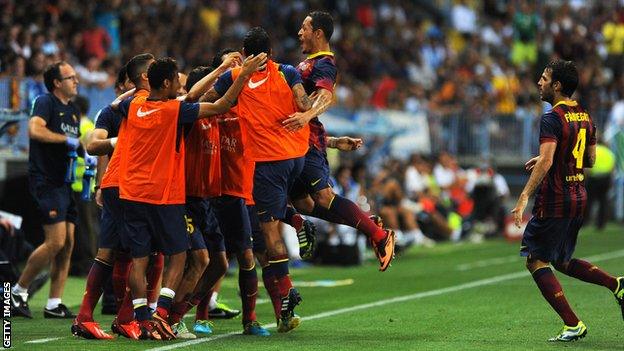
[0,2,622,258]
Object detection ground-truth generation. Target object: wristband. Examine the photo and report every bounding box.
[110,137,118,148]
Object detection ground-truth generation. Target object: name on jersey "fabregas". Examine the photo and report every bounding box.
[564,112,590,122]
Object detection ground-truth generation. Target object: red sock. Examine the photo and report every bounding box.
[327,195,385,242]
[239,267,258,323]
[112,252,132,310]
[117,290,135,324]
[275,275,293,298]
[195,293,211,321]
[283,206,305,231]
[168,299,192,324]
[261,266,281,318]
[147,253,164,305]
[565,259,618,292]
[532,267,579,326]
[76,260,113,323]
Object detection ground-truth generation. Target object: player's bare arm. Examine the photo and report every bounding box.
[185,52,243,102]
[197,53,268,117]
[110,88,136,110]
[283,87,333,132]
[29,116,70,143]
[94,155,109,208]
[200,88,220,103]
[293,83,313,112]
[86,128,116,155]
[512,141,557,227]
[327,136,363,151]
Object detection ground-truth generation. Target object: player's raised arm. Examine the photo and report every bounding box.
[197,53,267,118]
[184,52,243,102]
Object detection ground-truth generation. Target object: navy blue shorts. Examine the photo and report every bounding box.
[290,148,332,200]
[121,199,188,258]
[520,216,584,264]
[99,187,124,250]
[29,177,77,225]
[253,157,305,222]
[211,195,252,253]
[186,197,225,253]
[247,205,266,253]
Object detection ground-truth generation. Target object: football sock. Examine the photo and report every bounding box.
[283,206,305,232]
[46,298,62,310]
[112,252,132,310]
[532,267,579,326]
[208,291,218,310]
[76,259,113,322]
[564,259,618,292]
[133,298,150,322]
[117,290,135,324]
[169,295,192,325]
[327,195,386,242]
[146,253,165,306]
[310,204,347,225]
[156,287,175,319]
[239,265,258,323]
[261,265,281,318]
[12,283,28,295]
[195,293,210,321]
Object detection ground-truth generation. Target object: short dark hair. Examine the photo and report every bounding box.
[243,27,270,57]
[212,48,236,68]
[546,59,578,97]
[43,61,67,93]
[126,53,154,86]
[309,11,334,41]
[185,66,215,92]
[73,95,90,115]
[147,57,178,90]
[115,65,128,89]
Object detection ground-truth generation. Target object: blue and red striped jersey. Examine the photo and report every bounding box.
[533,100,596,218]
[296,51,337,150]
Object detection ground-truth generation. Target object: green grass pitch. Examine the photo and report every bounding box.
[9,224,624,350]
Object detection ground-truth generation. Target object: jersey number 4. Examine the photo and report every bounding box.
[572,128,586,169]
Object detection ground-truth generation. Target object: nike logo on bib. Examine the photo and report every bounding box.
[137,107,161,117]
[247,75,269,89]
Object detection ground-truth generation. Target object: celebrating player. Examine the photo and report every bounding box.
[512,59,624,342]
[284,11,396,271]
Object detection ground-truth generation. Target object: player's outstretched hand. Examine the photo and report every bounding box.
[525,156,539,172]
[511,195,528,228]
[220,52,243,69]
[332,136,363,151]
[283,112,310,132]
[241,53,268,76]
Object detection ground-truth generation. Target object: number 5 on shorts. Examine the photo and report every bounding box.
[185,215,194,234]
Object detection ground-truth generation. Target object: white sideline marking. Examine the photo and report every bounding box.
[29,249,624,347]
[25,337,62,344]
[147,248,624,351]
[456,255,519,271]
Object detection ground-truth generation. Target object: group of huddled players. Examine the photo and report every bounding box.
[10,11,397,341]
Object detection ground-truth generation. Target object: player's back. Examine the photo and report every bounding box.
[119,98,186,204]
[534,100,596,218]
[185,117,221,198]
[232,60,310,161]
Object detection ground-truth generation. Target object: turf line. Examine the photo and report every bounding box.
[456,255,520,271]
[146,248,624,351]
[25,337,63,344]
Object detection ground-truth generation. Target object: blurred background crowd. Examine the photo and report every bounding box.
[1,0,624,269]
